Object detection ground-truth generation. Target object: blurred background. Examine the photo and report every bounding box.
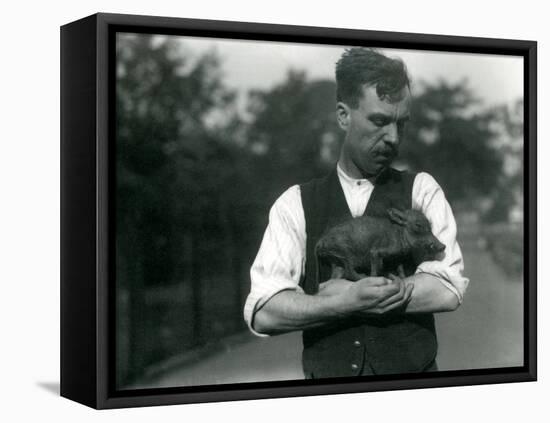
[115,33,524,389]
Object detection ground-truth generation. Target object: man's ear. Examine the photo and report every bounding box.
[387,208,407,225]
[336,102,350,131]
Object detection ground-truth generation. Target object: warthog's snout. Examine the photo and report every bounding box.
[432,240,446,253]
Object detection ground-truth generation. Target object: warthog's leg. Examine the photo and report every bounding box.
[330,265,345,279]
[370,248,395,277]
[370,250,383,276]
[397,264,406,278]
[342,259,364,281]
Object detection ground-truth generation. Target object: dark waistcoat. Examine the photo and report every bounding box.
[300,167,437,378]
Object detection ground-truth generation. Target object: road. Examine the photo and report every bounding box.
[133,239,524,389]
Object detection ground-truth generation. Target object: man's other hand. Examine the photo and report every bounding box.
[324,275,413,317]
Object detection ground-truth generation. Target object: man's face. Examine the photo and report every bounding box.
[338,84,411,178]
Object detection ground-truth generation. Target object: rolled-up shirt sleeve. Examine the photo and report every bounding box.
[412,172,470,304]
[243,185,306,336]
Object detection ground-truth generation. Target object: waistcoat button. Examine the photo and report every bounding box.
[353,340,361,347]
[351,363,359,370]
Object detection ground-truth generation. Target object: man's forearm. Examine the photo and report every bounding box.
[252,273,457,335]
[252,290,344,335]
[404,273,460,313]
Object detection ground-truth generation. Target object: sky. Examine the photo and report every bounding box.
[161,34,524,109]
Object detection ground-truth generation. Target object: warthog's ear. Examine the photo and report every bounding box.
[387,208,407,225]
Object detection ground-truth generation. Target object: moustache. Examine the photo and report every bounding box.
[373,145,397,158]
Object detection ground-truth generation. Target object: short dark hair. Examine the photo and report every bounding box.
[335,47,410,108]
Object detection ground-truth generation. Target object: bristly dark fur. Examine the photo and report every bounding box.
[315,208,445,280]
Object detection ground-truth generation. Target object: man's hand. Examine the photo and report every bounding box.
[317,278,354,296]
[371,272,414,314]
[320,273,413,317]
[253,270,413,335]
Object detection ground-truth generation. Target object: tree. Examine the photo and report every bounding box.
[115,34,240,386]
[245,70,341,203]
[400,80,505,211]
[482,99,524,223]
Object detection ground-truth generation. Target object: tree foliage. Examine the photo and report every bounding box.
[116,34,238,288]
[245,70,341,201]
[400,80,505,208]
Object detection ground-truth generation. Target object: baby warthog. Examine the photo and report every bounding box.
[316,208,445,281]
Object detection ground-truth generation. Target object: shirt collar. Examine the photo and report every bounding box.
[336,162,373,188]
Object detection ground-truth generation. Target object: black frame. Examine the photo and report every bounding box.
[60,12,537,409]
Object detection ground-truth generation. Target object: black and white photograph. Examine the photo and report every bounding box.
[113,31,526,390]
[4,0,549,420]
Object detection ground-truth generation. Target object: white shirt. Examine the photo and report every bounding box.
[244,164,470,336]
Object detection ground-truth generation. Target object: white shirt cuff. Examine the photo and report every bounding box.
[415,262,470,304]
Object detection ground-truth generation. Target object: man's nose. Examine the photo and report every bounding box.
[384,123,399,145]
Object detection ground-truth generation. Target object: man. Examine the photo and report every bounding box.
[243,48,469,378]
